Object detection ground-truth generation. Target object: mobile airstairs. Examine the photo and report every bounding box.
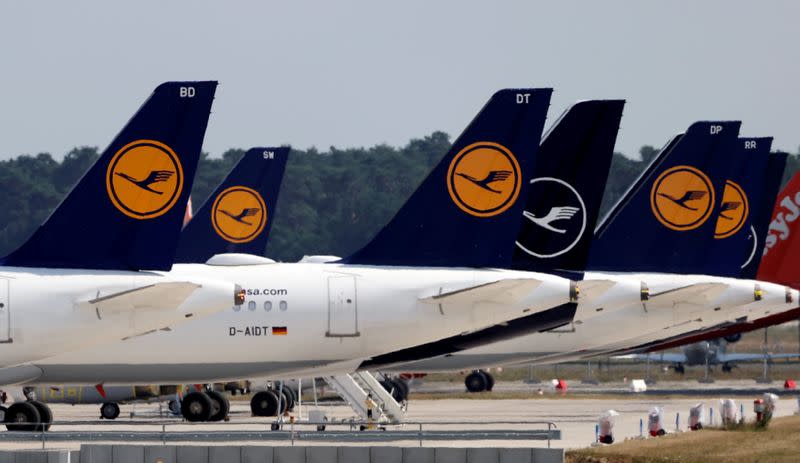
[323,372,406,424]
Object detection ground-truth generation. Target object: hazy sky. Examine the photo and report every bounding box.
[1,1,798,160]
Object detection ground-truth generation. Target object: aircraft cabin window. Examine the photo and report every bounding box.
[279,301,288,311]
[264,301,272,311]
[248,301,256,311]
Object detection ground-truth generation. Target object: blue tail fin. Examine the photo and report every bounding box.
[512,99,625,275]
[343,89,553,268]
[2,82,217,271]
[174,147,290,263]
[701,137,772,277]
[741,149,788,279]
[588,121,741,273]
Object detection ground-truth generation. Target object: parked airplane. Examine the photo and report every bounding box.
[386,126,798,390]
[15,88,590,424]
[621,337,799,374]
[0,82,244,429]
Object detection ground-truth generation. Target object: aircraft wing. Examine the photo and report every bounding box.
[576,279,617,301]
[647,282,729,305]
[718,352,800,363]
[617,353,688,364]
[419,278,542,306]
[78,282,201,315]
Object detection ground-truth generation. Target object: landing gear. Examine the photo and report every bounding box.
[4,402,40,432]
[465,370,494,393]
[722,363,733,373]
[380,377,410,402]
[250,390,280,417]
[100,402,120,420]
[205,390,230,422]
[673,364,685,375]
[181,391,213,422]
[168,400,181,416]
[29,401,52,431]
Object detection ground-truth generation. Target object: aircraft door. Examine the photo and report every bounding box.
[0,278,9,342]
[326,275,359,337]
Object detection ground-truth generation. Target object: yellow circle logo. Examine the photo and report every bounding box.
[211,186,267,243]
[714,180,749,239]
[106,140,183,220]
[650,165,715,231]
[446,142,521,217]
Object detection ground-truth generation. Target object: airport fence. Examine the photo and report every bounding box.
[0,419,561,449]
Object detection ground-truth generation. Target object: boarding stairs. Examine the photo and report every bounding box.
[323,371,405,423]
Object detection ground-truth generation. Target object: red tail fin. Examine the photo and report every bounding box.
[758,171,800,287]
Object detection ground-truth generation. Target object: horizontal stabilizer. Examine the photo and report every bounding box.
[79,282,200,314]
[420,278,541,306]
[576,279,617,301]
[648,282,729,305]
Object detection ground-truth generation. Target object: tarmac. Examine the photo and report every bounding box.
[0,380,797,451]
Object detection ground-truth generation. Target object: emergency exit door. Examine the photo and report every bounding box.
[0,279,10,342]
[326,275,359,337]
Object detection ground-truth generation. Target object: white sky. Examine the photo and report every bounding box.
[1,1,798,159]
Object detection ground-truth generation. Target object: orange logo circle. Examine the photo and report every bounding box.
[714,180,749,239]
[211,186,267,243]
[106,140,183,220]
[446,142,521,217]
[650,165,715,231]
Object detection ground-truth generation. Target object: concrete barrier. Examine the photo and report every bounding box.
[75,445,564,463]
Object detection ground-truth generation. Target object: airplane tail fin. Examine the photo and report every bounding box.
[174,147,290,263]
[588,121,741,273]
[512,99,625,275]
[757,169,800,287]
[2,82,217,271]
[343,88,553,268]
[699,137,772,277]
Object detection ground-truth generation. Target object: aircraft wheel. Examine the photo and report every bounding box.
[100,402,120,420]
[181,391,212,422]
[277,390,289,415]
[206,391,230,422]
[277,385,295,411]
[0,406,6,422]
[4,402,41,432]
[722,363,733,373]
[674,364,685,375]
[465,371,488,393]
[483,371,495,391]
[168,400,181,415]
[29,401,52,431]
[392,378,410,402]
[250,390,279,417]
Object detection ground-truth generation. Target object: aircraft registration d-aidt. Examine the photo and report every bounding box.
[16,88,591,423]
[0,82,245,429]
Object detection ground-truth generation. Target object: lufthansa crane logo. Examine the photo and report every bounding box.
[106,140,184,220]
[447,141,521,217]
[516,177,587,258]
[650,165,714,231]
[211,186,267,243]
[714,180,749,239]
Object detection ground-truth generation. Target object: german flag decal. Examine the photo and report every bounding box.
[272,326,288,336]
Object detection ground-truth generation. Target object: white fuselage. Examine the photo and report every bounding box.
[24,262,571,385]
[0,266,235,372]
[383,272,796,372]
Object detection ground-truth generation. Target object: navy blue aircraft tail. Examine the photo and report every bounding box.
[174,147,290,263]
[2,82,217,271]
[700,137,771,277]
[588,121,741,273]
[343,88,553,268]
[512,99,625,276]
[740,149,788,279]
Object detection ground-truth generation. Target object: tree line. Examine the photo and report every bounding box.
[1,132,797,262]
